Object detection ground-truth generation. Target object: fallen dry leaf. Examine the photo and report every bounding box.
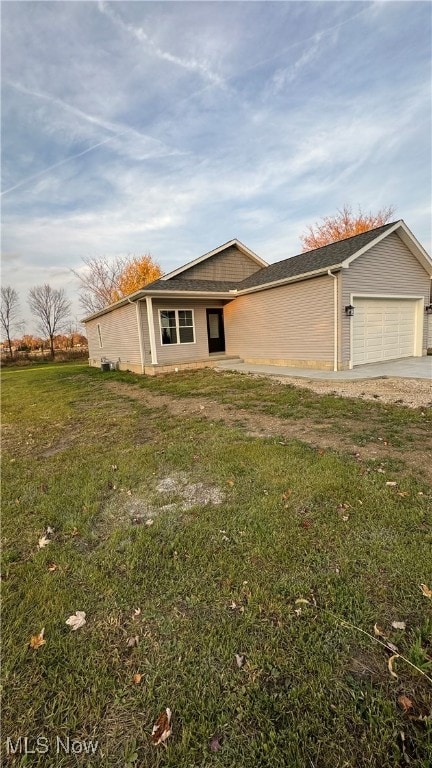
[391,621,406,631]
[282,490,292,501]
[29,628,46,649]
[398,695,413,713]
[133,673,142,684]
[145,519,154,527]
[70,527,79,537]
[226,479,234,487]
[111,464,118,471]
[295,598,310,606]
[127,635,139,648]
[37,535,50,549]
[65,611,86,631]
[342,515,349,522]
[373,623,386,639]
[229,601,237,610]
[397,492,409,497]
[133,608,141,618]
[420,584,432,598]
[388,654,399,679]
[386,481,397,487]
[209,734,222,752]
[235,654,245,668]
[47,563,58,572]
[151,708,172,746]
[386,640,399,654]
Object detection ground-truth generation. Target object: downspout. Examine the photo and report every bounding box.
[327,270,338,372]
[128,297,145,374]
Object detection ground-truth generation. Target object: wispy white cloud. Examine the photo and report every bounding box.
[1,1,430,332]
[1,130,129,197]
[272,31,326,93]
[98,1,225,87]
[2,80,186,195]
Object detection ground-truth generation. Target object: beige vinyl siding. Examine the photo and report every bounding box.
[173,246,262,281]
[225,275,335,367]
[341,232,431,362]
[139,301,151,363]
[86,302,142,368]
[152,299,226,364]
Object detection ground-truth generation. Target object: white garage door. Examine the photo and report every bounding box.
[353,298,418,366]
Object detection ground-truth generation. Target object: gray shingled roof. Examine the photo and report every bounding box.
[144,222,397,295]
[145,278,238,292]
[238,222,397,290]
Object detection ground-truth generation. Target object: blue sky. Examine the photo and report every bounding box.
[1,1,431,332]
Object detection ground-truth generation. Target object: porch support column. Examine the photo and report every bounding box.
[146,296,158,365]
[136,300,145,374]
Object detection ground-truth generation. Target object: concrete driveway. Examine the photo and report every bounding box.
[216,356,432,381]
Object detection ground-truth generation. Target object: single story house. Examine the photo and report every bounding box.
[83,220,432,374]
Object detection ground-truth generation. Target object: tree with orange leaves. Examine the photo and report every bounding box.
[74,253,162,315]
[300,204,395,251]
[113,255,162,302]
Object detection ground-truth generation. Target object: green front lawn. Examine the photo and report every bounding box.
[1,364,431,767]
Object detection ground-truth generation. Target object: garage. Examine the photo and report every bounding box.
[352,297,421,366]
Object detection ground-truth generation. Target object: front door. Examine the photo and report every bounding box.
[206,309,225,353]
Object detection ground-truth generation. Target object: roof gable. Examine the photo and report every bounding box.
[161,239,268,281]
[340,220,432,275]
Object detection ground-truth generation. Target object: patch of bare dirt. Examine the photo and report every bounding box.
[156,473,224,509]
[41,434,80,457]
[94,471,224,541]
[270,375,432,409]
[105,382,432,483]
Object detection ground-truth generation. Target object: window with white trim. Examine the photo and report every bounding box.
[97,323,103,348]
[159,309,195,345]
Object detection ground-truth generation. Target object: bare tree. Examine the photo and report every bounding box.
[72,256,126,315]
[28,284,71,359]
[72,254,162,315]
[0,286,21,359]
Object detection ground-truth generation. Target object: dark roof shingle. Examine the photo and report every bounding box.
[238,222,397,290]
[145,278,238,292]
[143,222,398,295]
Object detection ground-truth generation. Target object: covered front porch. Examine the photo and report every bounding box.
[140,295,235,374]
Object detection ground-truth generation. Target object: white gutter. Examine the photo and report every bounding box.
[235,264,343,295]
[145,290,234,298]
[327,270,338,372]
[82,290,235,323]
[146,296,158,365]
